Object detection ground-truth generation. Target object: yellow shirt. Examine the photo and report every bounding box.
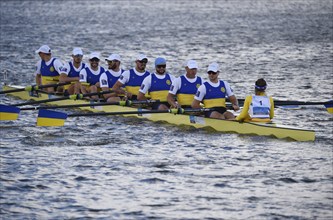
[236,93,274,122]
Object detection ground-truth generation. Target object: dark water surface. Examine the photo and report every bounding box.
[1,0,332,219]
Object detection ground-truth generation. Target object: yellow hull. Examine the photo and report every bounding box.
[2,85,315,141]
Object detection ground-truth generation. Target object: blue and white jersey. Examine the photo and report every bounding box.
[79,66,105,86]
[169,75,203,106]
[62,61,86,77]
[139,72,175,102]
[118,68,150,95]
[35,57,64,77]
[100,69,125,88]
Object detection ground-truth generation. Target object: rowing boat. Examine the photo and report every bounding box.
[1,85,316,141]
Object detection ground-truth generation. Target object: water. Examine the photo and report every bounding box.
[1,0,333,219]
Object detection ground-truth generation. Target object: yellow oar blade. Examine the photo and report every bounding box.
[37,109,67,126]
[325,101,333,114]
[0,104,20,120]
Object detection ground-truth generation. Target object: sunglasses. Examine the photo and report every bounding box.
[74,55,83,58]
[207,71,218,75]
[156,65,166,69]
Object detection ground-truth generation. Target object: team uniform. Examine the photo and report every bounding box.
[169,75,203,107]
[139,72,175,109]
[61,61,86,91]
[35,57,64,85]
[79,65,105,86]
[194,80,234,117]
[236,94,274,122]
[100,69,125,89]
[117,68,150,100]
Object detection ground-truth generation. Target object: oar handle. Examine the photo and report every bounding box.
[68,109,171,117]
[67,107,212,117]
[12,90,115,107]
[20,99,160,110]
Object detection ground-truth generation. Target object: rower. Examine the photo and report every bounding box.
[34,45,66,93]
[99,53,125,102]
[191,62,239,120]
[236,78,274,122]
[137,57,176,110]
[111,54,150,100]
[167,60,203,108]
[75,52,105,100]
[59,47,86,95]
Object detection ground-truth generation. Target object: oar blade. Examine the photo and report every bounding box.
[0,104,21,120]
[324,101,333,114]
[37,109,67,126]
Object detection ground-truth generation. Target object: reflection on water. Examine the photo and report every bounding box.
[0,0,332,219]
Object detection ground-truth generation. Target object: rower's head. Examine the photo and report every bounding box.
[185,60,198,79]
[105,53,121,70]
[72,47,83,63]
[135,54,148,72]
[155,57,166,75]
[89,52,100,69]
[207,62,219,81]
[36,45,52,61]
[255,78,267,94]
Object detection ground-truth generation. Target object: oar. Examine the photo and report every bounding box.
[0,100,159,121]
[19,100,158,110]
[235,99,333,114]
[273,100,332,106]
[11,90,114,107]
[0,82,71,94]
[273,100,333,114]
[36,108,211,126]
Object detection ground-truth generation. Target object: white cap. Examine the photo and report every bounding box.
[106,53,121,62]
[72,47,83,56]
[136,54,148,61]
[89,52,100,60]
[207,62,219,72]
[35,45,51,54]
[186,60,198,69]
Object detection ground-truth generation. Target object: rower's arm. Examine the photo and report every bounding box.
[36,74,42,86]
[236,96,251,121]
[101,87,114,99]
[191,99,201,109]
[59,73,79,83]
[167,93,178,108]
[229,95,240,111]
[112,81,126,95]
[137,91,147,101]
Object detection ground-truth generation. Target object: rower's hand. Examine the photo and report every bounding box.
[125,92,132,99]
[232,104,240,111]
[170,103,180,109]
